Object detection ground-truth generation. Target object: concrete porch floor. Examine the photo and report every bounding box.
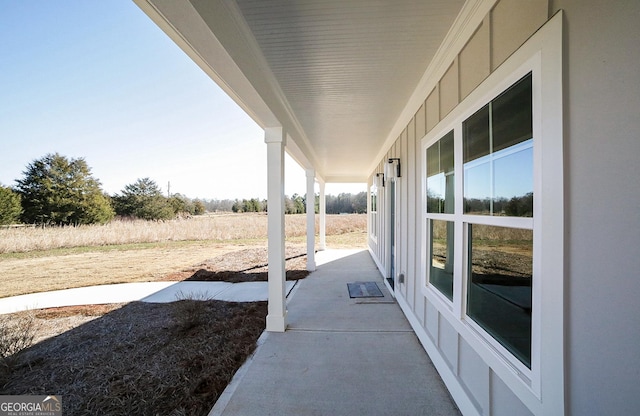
[209,249,461,416]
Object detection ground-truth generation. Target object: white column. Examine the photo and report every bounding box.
[318,180,326,251]
[265,127,287,332]
[305,169,316,271]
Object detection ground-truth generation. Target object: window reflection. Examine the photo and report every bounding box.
[494,145,533,216]
[463,73,533,217]
[464,141,533,216]
[370,185,378,238]
[370,186,377,213]
[463,160,490,211]
[429,220,454,300]
[466,224,533,367]
[427,131,454,213]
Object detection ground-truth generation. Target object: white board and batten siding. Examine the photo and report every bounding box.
[368,0,565,414]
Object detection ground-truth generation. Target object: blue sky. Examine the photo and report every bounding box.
[0,0,363,200]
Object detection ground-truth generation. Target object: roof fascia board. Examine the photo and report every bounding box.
[220,0,321,172]
[368,0,498,174]
[285,135,319,180]
[186,0,322,174]
[133,0,279,129]
[136,0,322,175]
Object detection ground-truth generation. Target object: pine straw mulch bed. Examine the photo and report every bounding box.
[0,245,310,416]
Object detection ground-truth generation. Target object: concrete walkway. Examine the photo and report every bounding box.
[0,281,297,314]
[210,249,461,416]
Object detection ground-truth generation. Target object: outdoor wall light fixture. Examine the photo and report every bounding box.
[375,172,385,188]
[386,158,401,179]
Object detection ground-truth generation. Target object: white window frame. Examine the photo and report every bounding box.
[369,181,378,241]
[424,129,457,307]
[420,13,563,414]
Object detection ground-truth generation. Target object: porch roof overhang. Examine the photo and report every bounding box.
[134,0,469,182]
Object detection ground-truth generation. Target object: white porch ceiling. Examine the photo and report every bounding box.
[137,0,466,182]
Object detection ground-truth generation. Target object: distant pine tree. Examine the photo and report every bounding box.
[0,185,22,225]
[112,178,174,221]
[15,153,114,225]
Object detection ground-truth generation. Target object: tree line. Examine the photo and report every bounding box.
[463,193,533,217]
[0,153,200,226]
[427,190,534,217]
[210,191,367,215]
[0,153,367,226]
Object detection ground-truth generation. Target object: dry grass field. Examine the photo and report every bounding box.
[0,213,365,253]
[0,213,366,298]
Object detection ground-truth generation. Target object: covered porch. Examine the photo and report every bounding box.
[133,0,467,332]
[210,248,460,415]
[125,0,640,414]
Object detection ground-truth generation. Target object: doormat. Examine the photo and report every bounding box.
[347,282,384,298]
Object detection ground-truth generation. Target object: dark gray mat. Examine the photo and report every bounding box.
[347,282,384,298]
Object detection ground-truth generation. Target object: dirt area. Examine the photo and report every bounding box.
[0,246,310,416]
[0,232,365,299]
[161,244,310,282]
[0,241,254,298]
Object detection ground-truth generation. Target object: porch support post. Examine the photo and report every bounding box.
[318,180,326,251]
[305,169,316,271]
[265,127,287,332]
